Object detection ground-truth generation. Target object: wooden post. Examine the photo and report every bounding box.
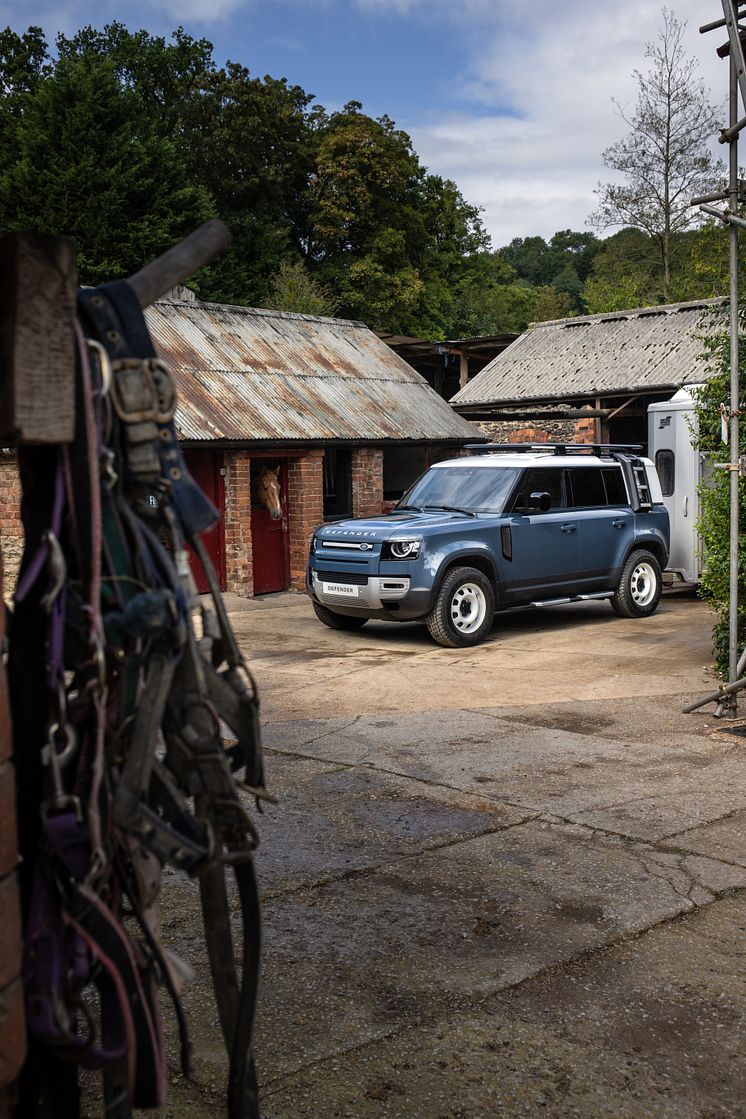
[0,234,77,445]
[0,233,80,1113]
[458,349,469,391]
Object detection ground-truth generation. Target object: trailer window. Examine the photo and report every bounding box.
[655,450,675,496]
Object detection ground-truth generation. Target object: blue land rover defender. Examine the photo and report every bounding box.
[306,444,670,648]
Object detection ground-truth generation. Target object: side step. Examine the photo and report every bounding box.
[528,592,613,608]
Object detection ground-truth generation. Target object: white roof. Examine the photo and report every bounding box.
[432,451,628,470]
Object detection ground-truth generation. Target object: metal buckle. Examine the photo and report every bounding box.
[109,358,177,425]
[149,358,177,424]
[110,358,158,424]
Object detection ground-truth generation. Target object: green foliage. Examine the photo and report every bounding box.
[0,28,492,334]
[0,48,213,282]
[262,259,337,317]
[583,228,662,311]
[499,230,602,312]
[532,286,574,322]
[691,337,746,676]
[307,103,490,334]
[582,224,733,313]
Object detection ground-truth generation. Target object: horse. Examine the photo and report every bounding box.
[257,465,283,521]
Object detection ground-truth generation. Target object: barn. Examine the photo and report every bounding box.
[1,292,477,596]
[450,299,721,448]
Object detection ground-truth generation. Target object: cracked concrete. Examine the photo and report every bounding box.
[141,589,746,1119]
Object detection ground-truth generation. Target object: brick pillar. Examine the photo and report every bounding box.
[287,452,323,591]
[351,447,383,518]
[574,418,598,444]
[223,450,254,596]
[0,550,26,1104]
[0,454,23,596]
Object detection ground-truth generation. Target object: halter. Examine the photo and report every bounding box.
[10,279,267,1118]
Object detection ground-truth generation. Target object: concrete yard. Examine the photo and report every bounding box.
[148,588,746,1119]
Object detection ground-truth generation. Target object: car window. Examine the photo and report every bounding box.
[602,466,627,504]
[510,468,565,513]
[399,465,522,514]
[569,467,606,508]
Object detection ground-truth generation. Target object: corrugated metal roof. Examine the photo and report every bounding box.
[144,299,476,442]
[451,299,722,409]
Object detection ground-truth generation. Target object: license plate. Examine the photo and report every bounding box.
[326,583,359,597]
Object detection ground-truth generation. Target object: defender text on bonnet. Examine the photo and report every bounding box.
[306,444,670,648]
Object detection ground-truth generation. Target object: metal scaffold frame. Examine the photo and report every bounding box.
[685,2,746,716]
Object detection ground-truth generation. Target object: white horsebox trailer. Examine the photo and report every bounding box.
[647,386,707,585]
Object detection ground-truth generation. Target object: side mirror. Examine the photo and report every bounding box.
[528,491,551,513]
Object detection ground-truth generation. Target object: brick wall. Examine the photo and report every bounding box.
[0,455,23,596]
[287,452,324,590]
[351,447,383,518]
[0,552,26,1102]
[223,451,254,596]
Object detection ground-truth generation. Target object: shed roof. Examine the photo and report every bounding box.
[145,298,476,443]
[451,299,722,411]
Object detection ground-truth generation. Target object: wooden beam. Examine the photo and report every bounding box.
[458,350,469,390]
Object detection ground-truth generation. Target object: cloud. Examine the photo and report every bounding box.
[404,0,730,244]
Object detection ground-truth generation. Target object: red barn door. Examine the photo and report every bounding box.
[183,450,226,593]
[250,459,290,595]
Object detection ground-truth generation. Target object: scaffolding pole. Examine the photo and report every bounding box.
[687,2,745,715]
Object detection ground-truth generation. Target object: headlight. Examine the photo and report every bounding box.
[383,539,421,560]
[309,535,317,555]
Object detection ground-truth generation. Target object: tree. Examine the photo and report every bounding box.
[308,102,489,334]
[262,259,337,317]
[583,227,662,311]
[0,24,492,333]
[0,26,50,169]
[0,50,213,282]
[590,9,723,300]
[498,230,602,313]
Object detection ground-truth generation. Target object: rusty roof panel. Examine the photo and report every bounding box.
[451,300,721,408]
[145,299,475,442]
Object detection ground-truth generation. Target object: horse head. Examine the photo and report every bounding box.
[258,465,283,521]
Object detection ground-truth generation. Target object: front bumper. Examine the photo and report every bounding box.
[310,570,410,610]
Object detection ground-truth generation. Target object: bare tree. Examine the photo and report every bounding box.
[590,8,723,300]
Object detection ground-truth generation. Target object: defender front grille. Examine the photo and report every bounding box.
[316,571,369,586]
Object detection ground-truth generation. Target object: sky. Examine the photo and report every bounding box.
[0,0,733,248]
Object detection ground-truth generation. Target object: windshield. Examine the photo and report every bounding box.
[397,465,521,514]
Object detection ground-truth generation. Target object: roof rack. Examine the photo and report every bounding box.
[464,442,643,457]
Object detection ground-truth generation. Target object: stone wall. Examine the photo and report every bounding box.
[473,416,599,446]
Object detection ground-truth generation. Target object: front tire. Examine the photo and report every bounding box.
[610,550,662,618]
[312,601,368,631]
[426,566,495,648]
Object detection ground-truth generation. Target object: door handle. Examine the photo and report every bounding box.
[560,523,576,533]
[612,519,627,528]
